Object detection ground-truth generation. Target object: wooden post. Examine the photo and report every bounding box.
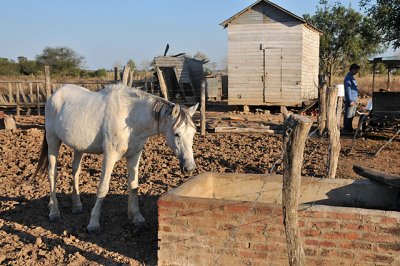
[200,80,206,136]
[128,70,134,87]
[156,67,168,100]
[8,83,13,103]
[44,66,51,99]
[318,83,327,136]
[36,85,41,116]
[336,96,343,128]
[122,65,130,86]
[150,81,154,95]
[114,67,119,83]
[29,82,33,115]
[16,84,20,116]
[326,86,340,179]
[282,114,312,266]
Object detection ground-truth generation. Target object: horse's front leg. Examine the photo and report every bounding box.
[127,150,145,226]
[71,150,84,214]
[87,150,120,233]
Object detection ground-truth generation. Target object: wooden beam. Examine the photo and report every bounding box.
[44,66,51,98]
[214,126,282,134]
[317,83,327,136]
[353,165,400,188]
[156,67,168,100]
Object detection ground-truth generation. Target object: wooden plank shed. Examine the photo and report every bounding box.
[154,55,205,103]
[220,0,322,107]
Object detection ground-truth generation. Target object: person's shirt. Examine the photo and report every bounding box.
[366,99,373,111]
[344,72,359,103]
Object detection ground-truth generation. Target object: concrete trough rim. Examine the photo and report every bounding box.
[161,172,400,215]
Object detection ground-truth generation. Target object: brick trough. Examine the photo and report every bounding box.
[158,173,400,265]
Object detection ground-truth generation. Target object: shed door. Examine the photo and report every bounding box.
[263,48,283,102]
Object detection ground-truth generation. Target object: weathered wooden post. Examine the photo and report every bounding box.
[200,80,206,136]
[16,84,20,116]
[122,65,130,86]
[326,86,340,178]
[156,67,168,100]
[36,85,41,116]
[128,70,134,87]
[335,84,344,129]
[114,67,119,83]
[28,83,33,115]
[282,114,312,266]
[318,83,327,136]
[8,83,13,103]
[44,66,51,99]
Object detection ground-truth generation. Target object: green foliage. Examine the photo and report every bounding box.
[127,59,136,71]
[360,0,400,49]
[36,46,85,76]
[0,58,19,75]
[18,56,40,75]
[93,68,108,78]
[304,0,383,85]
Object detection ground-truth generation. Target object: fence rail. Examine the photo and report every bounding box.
[0,79,159,116]
[0,80,113,115]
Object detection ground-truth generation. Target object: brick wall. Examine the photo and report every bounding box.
[158,194,400,265]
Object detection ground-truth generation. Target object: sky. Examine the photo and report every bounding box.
[1,0,364,70]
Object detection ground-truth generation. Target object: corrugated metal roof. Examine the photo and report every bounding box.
[220,0,322,33]
[370,56,400,68]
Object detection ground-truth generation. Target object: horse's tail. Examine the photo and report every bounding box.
[33,130,48,178]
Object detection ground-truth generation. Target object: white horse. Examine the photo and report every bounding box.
[34,84,198,233]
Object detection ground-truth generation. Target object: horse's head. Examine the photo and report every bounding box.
[164,103,198,176]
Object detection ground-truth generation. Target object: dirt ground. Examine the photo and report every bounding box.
[0,108,399,265]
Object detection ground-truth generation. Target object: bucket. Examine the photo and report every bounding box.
[336,84,345,97]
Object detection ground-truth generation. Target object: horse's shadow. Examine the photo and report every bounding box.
[1,192,160,265]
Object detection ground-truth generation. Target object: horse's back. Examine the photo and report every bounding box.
[46,84,107,153]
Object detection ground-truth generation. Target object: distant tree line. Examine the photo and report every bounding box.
[304,0,400,85]
[0,46,108,78]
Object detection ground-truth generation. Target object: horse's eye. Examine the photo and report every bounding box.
[174,133,179,138]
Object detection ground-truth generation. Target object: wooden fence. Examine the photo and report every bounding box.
[0,78,159,115]
[0,80,111,115]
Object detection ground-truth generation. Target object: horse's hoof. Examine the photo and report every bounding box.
[49,213,61,222]
[72,205,83,214]
[133,221,148,234]
[87,225,100,234]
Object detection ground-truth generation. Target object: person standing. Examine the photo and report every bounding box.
[343,63,360,133]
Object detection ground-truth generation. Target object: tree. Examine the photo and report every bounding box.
[127,59,136,71]
[193,51,218,75]
[18,56,40,75]
[193,51,209,62]
[36,46,84,76]
[0,58,19,75]
[304,0,383,85]
[360,0,400,49]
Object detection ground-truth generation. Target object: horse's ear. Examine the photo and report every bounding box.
[172,104,180,118]
[188,103,199,117]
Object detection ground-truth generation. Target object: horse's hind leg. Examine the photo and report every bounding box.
[127,151,145,226]
[47,133,61,221]
[71,151,84,214]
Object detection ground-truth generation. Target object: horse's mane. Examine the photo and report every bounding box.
[103,83,195,130]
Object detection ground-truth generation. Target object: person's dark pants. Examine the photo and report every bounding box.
[343,103,356,131]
